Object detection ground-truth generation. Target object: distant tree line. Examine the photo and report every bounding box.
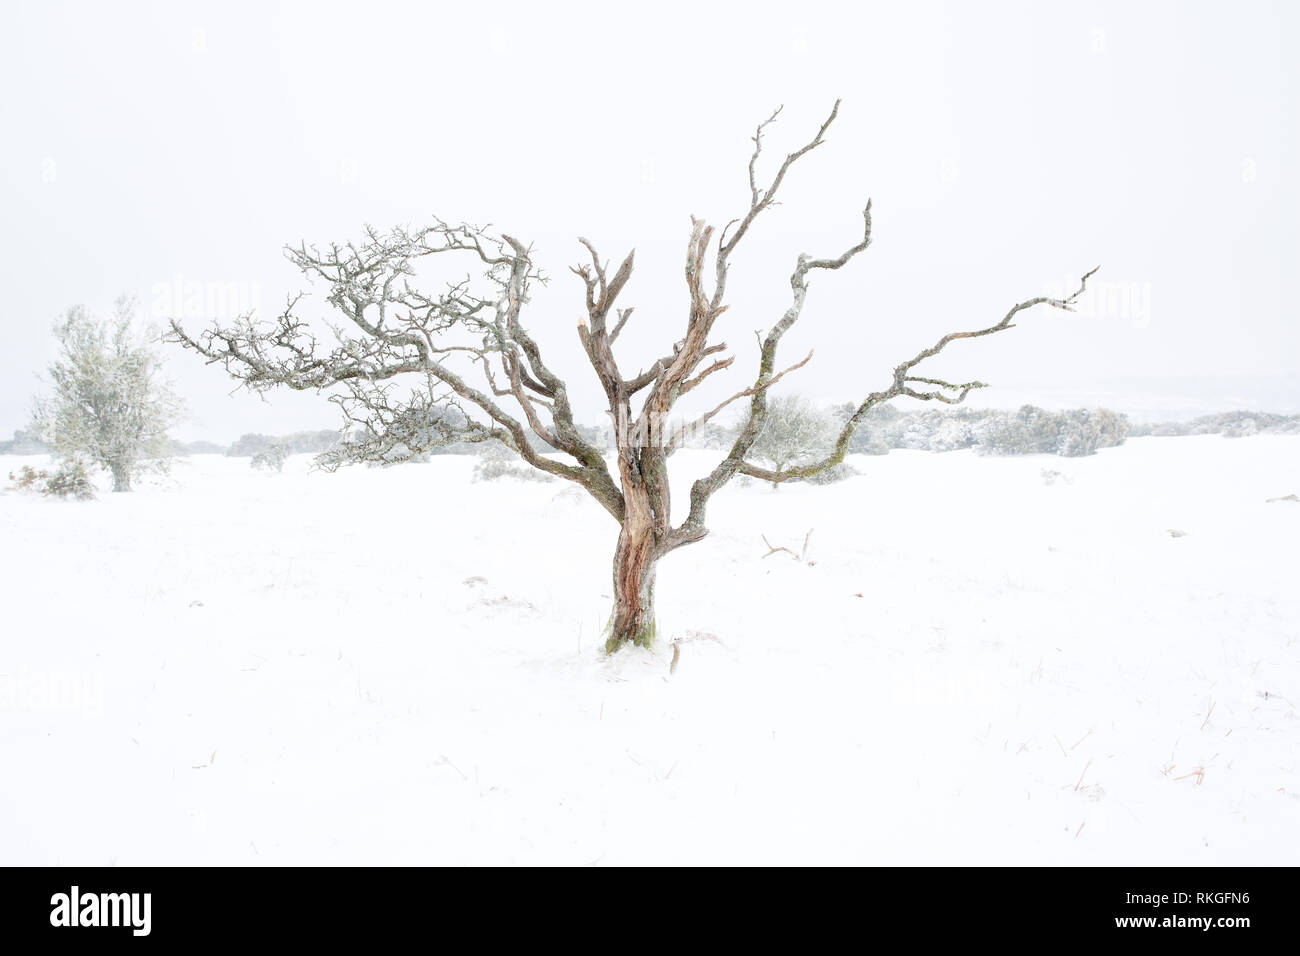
[0,427,50,455]
[1127,410,1300,438]
[5,408,1299,462]
[224,430,343,458]
[825,404,1132,458]
[826,406,1300,457]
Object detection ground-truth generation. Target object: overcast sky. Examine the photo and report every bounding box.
[1,0,1295,442]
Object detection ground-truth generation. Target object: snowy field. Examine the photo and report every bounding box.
[1,435,1297,866]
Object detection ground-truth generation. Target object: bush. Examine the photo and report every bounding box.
[1221,417,1259,438]
[744,395,838,481]
[976,405,1062,456]
[1057,408,1128,457]
[8,462,96,500]
[471,443,554,483]
[975,406,1128,457]
[804,462,858,485]
[251,444,288,472]
[850,430,891,455]
[9,465,43,492]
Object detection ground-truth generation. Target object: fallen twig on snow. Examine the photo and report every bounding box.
[760,529,815,563]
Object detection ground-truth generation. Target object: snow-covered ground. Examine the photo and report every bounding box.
[1,436,1297,865]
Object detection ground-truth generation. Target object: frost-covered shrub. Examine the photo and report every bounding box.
[929,415,980,453]
[473,457,554,482]
[852,432,891,455]
[745,395,838,480]
[44,461,97,499]
[32,298,183,492]
[1159,411,1300,437]
[1057,408,1129,457]
[897,410,948,450]
[1221,416,1259,438]
[976,405,1061,456]
[738,396,857,485]
[8,461,96,500]
[471,442,553,483]
[832,403,891,455]
[832,402,1133,457]
[1057,427,1096,457]
[250,444,288,472]
[804,462,858,485]
[974,406,1127,457]
[8,465,44,492]
[226,433,276,457]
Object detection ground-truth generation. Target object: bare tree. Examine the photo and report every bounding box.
[168,102,1096,653]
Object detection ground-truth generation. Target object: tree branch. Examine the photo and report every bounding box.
[736,265,1101,484]
[169,221,623,520]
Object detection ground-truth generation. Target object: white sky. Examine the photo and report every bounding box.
[1,0,1295,442]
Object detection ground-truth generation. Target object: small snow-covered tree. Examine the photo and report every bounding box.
[976,404,1062,456]
[744,394,841,487]
[974,406,1128,457]
[1057,408,1128,456]
[472,440,554,483]
[251,443,288,472]
[34,298,184,492]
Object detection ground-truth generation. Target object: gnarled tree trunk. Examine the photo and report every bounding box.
[609,506,658,652]
[606,420,669,652]
[109,461,131,492]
